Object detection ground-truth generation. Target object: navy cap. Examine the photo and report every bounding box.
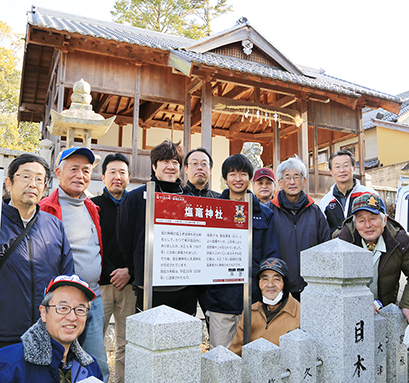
[45,274,96,301]
[256,258,288,279]
[352,194,386,215]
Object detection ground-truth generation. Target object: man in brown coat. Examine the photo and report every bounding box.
[229,258,300,356]
[335,193,409,320]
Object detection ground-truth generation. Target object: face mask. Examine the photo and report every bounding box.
[262,291,283,306]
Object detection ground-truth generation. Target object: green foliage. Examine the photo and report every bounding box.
[112,0,233,39]
[0,20,40,152]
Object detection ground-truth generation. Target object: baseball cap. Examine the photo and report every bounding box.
[56,147,95,166]
[352,194,386,215]
[253,168,275,182]
[256,258,288,279]
[45,274,96,301]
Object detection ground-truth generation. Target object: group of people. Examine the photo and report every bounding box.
[0,141,408,382]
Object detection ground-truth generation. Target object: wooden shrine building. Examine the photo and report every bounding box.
[19,6,402,195]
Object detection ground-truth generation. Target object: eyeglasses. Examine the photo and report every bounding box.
[46,304,90,317]
[188,161,209,168]
[281,174,303,182]
[333,163,352,171]
[15,173,46,186]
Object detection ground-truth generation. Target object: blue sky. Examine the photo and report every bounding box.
[3,0,409,97]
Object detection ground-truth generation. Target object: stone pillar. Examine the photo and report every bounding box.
[80,378,103,383]
[125,305,202,383]
[374,314,387,382]
[379,304,408,382]
[201,346,242,383]
[301,239,375,382]
[242,338,282,382]
[39,139,53,167]
[280,328,317,382]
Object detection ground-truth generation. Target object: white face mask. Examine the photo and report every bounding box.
[262,291,283,306]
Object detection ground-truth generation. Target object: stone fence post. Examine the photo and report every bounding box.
[301,238,375,382]
[125,305,202,383]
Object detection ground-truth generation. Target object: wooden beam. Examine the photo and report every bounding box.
[187,78,203,94]
[139,101,165,123]
[19,103,45,114]
[201,81,212,151]
[273,120,280,175]
[223,86,249,100]
[271,95,297,108]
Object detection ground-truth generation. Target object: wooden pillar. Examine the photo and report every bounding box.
[118,123,124,147]
[312,103,319,195]
[201,81,212,152]
[131,64,142,179]
[357,108,365,184]
[298,101,309,193]
[273,120,280,177]
[184,79,192,157]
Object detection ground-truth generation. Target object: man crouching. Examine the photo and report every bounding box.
[229,258,300,356]
[0,274,103,382]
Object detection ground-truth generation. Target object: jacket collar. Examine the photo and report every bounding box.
[219,189,262,215]
[21,319,94,367]
[185,180,210,196]
[2,200,40,229]
[271,190,314,209]
[253,293,298,317]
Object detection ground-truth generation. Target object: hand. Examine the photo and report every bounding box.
[402,308,409,322]
[110,268,131,291]
[374,303,380,314]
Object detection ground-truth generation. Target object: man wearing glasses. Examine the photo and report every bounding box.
[266,156,330,301]
[0,274,103,382]
[0,154,74,349]
[183,148,220,198]
[320,150,377,234]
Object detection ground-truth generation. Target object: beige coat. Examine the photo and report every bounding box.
[229,294,300,356]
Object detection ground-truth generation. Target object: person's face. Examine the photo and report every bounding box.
[278,169,306,200]
[5,162,46,209]
[330,155,355,185]
[102,161,129,197]
[55,155,92,198]
[184,151,211,188]
[253,177,275,202]
[355,210,386,245]
[259,270,284,301]
[225,170,250,195]
[40,286,89,350]
[153,158,180,182]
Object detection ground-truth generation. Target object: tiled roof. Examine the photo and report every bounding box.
[363,97,409,129]
[28,6,401,104]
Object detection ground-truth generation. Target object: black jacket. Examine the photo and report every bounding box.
[91,188,130,286]
[266,191,330,294]
[183,181,220,198]
[117,177,189,286]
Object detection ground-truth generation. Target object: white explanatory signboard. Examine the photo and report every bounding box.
[152,193,249,286]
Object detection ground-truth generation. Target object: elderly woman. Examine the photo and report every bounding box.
[229,258,300,356]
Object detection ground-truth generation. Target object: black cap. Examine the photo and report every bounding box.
[256,258,288,280]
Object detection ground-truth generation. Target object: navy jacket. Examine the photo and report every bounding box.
[266,191,330,294]
[0,202,74,344]
[202,190,279,315]
[0,319,102,382]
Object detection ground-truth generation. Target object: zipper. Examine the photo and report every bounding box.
[27,234,36,325]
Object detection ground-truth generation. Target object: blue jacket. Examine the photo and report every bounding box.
[0,319,102,382]
[0,202,74,343]
[266,191,330,294]
[201,190,280,314]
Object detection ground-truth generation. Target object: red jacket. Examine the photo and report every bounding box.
[39,189,103,262]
